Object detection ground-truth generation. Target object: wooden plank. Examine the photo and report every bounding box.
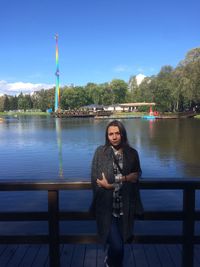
[60,244,74,267]
[131,244,149,267]
[0,245,18,267]
[143,244,161,267]
[48,190,60,267]
[0,244,199,267]
[194,245,200,267]
[84,244,97,267]
[166,244,181,267]
[155,244,176,267]
[0,244,7,256]
[31,245,48,267]
[70,244,85,267]
[19,245,41,267]
[124,245,135,267]
[6,244,30,267]
[96,244,105,267]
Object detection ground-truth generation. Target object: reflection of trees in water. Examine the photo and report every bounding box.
[147,119,200,177]
[126,119,200,177]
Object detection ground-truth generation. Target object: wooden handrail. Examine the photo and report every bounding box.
[0,178,200,267]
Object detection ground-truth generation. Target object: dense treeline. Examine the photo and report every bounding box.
[129,47,200,112]
[1,47,200,112]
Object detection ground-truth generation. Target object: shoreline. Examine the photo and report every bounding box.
[1,111,200,119]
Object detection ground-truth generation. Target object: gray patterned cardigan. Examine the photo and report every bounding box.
[90,145,142,243]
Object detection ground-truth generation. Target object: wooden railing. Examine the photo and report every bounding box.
[0,179,200,267]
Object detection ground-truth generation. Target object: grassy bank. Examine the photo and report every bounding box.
[114,111,146,116]
[1,111,146,117]
[1,111,198,119]
[0,111,49,116]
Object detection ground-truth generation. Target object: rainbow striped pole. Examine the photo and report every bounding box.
[54,34,60,112]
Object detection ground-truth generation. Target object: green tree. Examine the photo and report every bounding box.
[84,83,104,105]
[46,88,55,110]
[9,96,18,110]
[0,96,4,112]
[128,75,139,102]
[62,87,89,109]
[173,49,200,110]
[38,90,49,111]
[179,47,200,67]
[154,66,175,111]
[30,90,48,111]
[17,93,27,111]
[4,95,10,111]
[84,83,98,104]
[110,79,128,103]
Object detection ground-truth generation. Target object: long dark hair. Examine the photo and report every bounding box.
[105,120,129,148]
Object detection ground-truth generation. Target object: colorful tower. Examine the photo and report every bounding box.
[54,34,60,112]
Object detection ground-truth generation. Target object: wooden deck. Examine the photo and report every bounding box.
[0,244,200,267]
[0,179,200,267]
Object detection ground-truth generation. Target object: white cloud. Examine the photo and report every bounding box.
[0,80,54,96]
[113,65,131,73]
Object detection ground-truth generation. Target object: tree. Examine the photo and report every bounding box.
[37,90,49,112]
[110,79,128,103]
[17,93,31,111]
[153,66,175,111]
[84,83,98,104]
[4,95,10,111]
[9,96,18,110]
[84,83,104,105]
[0,96,6,112]
[136,77,154,103]
[179,47,200,67]
[62,87,89,109]
[180,62,200,109]
[46,88,55,110]
[127,76,139,102]
[17,93,25,111]
[173,50,200,111]
[25,95,33,109]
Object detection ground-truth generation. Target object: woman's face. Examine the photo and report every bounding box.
[107,126,122,147]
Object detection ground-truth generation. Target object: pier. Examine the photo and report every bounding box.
[0,179,199,266]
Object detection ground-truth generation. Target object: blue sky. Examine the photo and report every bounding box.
[0,0,200,95]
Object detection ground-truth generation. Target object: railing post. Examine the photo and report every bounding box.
[182,186,195,267]
[48,190,60,267]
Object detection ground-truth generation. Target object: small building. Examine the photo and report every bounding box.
[82,102,156,113]
[82,104,104,112]
[119,102,156,112]
[104,104,124,112]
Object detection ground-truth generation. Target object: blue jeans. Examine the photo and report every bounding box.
[106,216,124,267]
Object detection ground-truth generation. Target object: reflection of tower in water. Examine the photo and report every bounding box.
[56,118,63,178]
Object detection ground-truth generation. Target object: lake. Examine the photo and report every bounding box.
[1,116,200,180]
[0,116,200,234]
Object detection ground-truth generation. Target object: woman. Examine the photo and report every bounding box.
[90,120,142,267]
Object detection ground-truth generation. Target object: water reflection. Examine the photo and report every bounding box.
[0,117,200,180]
[148,119,156,139]
[55,118,63,178]
[124,119,200,178]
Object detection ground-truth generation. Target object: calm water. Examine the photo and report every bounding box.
[0,116,200,180]
[0,116,200,234]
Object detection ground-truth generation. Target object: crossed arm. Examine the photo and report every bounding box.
[97,172,139,189]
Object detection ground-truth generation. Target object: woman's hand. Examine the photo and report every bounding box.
[125,172,139,183]
[97,172,113,189]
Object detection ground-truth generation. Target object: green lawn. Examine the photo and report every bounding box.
[0,111,49,116]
